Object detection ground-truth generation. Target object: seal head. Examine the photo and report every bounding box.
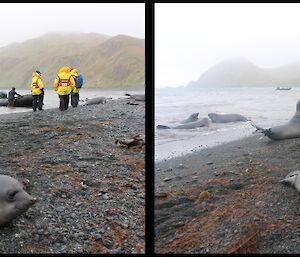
[0,175,36,226]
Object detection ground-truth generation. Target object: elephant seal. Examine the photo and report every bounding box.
[0,99,8,107]
[14,94,33,107]
[180,112,199,124]
[125,93,145,101]
[0,91,7,99]
[280,170,300,193]
[0,175,36,226]
[208,113,249,123]
[157,117,210,129]
[252,99,300,140]
[83,97,107,106]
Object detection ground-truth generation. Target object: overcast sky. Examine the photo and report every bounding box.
[155,3,300,88]
[0,3,144,47]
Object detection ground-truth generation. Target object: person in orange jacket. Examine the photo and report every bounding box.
[31,70,44,111]
[53,66,75,111]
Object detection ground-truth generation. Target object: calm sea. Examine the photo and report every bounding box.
[0,88,144,115]
[155,86,300,162]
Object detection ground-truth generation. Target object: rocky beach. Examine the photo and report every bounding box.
[0,97,145,254]
[155,133,300,253]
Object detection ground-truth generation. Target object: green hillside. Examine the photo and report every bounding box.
[0,32,145,89]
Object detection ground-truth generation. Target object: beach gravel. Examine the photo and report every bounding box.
[155,134,300,253]
[0,98,145,254]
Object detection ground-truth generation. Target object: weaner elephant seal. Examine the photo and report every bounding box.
[157,117,210,129]
[280,170,300,193]
[0,91,7,99]
[208,113,249,123]
[0,95,33,107]
[252,99,300,140]
[0,175,36,226]
[180,112,199,124]
[14,95,33,107]
[125,93,145,101]
[83,97,107,106]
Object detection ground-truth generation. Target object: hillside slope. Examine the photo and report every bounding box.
[0,32,145,89]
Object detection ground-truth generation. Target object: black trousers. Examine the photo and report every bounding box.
[32,94,43,111]
[59,94,69,111]
[41,90,44,105]
[71,93,79,107]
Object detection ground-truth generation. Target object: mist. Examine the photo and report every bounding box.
[0,3,144,47]
[155,3,300,88]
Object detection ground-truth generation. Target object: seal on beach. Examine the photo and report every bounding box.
[180,112,199,124]
[252,99,300,140]
[83,97,107,106]
[280,170,300,193]
[208,113,249,123]
[125,93,145,101]
[0,175,36,226]
[0,95,33,107]
[157,117,210,129]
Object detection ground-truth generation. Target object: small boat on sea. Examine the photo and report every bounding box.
[276,87,292,90]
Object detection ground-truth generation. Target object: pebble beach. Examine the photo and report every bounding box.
[155,133,300,253]
[0,98,145,254]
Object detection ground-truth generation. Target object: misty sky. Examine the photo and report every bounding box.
[0,3,144,47]
[155,3,300,88]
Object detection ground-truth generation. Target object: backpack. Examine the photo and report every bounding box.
[75,74,83,88]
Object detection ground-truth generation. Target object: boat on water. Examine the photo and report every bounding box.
[276,87,292,90]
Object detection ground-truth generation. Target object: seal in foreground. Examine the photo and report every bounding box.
[0,175,36,226]
[252,99,300,140]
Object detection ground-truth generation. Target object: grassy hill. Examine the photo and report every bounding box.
[0,32,145,89]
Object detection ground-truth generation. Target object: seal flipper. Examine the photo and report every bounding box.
[280,176,297,186]
[280,170,300,186]
[156,125,171,129]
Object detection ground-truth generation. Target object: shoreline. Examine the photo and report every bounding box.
[0,98,145,254]
[155,133,300,253]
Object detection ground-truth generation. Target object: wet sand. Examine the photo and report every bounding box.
[155,133,300,253]
[0,98,145,254]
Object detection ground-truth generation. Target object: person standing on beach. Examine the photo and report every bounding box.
[7,87,22,107]
[70,67,80,107]
[31,70,44,111]
[53,66,75,111]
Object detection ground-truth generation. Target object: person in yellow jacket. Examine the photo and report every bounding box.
[31,70,44,111]
[53,66,75,111]
[70,67,80,107]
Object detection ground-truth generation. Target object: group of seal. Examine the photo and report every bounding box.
[252,99,300,140]
[0,175,36,226]
[156,111,249,130]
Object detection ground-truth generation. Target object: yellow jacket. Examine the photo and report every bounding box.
[70,68,79,94]
[31,72,44,95]
[54,66,75,95]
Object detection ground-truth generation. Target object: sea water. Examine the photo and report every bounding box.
[155,86,300,162]
[0,88,144,115]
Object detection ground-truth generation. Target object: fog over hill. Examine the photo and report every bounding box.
[187,57,300,88]
[0,32,144,89]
